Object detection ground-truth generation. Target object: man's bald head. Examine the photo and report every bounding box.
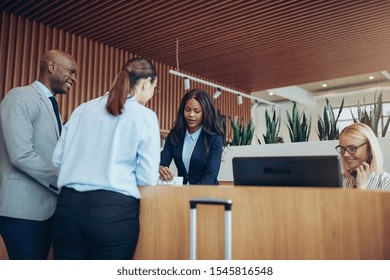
[39,50,76,75]
[38,49,78,95]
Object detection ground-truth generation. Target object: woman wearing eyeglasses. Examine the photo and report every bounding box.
[335,123,390,190]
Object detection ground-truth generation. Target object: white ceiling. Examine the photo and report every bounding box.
[252,70,390,104]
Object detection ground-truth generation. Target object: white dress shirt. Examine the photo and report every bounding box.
[34,80,54,99]
[342,171,390,190]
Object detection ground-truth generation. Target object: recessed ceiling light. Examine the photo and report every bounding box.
[321,83,327,88]
[368,76,374,80]
[268,92,274,96]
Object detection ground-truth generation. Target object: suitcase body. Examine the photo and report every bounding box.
[189,197,233,260]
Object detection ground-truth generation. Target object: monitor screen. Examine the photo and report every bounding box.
[232,155,342,187]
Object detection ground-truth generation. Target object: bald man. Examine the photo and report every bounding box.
[0,49,78,259]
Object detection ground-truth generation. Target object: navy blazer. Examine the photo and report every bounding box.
[160,130,223,185]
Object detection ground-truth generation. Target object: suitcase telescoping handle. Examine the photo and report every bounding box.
[189,197,233,260]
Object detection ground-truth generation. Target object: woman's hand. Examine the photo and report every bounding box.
[354,162,371,189]
[159,166,174,181]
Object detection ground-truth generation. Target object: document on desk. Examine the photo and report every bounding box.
[158,176,184,186]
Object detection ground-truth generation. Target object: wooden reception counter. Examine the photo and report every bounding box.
[1,185,390,260]
[133,185,390,260]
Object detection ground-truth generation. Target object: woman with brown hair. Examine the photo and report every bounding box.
[52,57,160,259]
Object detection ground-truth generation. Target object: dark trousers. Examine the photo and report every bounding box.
[0,216,53,260]
[53,187,140,260]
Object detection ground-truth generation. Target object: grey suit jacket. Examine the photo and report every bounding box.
[0,81,60,221]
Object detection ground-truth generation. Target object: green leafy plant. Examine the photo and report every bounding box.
[217,110,227,141]
[384,116,390,137]
[263,107,281,144]
[351,92,390,137]
[317,98,344,140]
[229,116,255,145]
[286,102,311,142]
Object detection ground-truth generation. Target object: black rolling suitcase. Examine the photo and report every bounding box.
[189,197,233,260]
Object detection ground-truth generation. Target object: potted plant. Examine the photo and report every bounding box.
[351,92,390,137]
[317,98,344,140]
[217,110,227,141]
[286,102,311,142]
[229,116,255,145]
[263,106,282,144]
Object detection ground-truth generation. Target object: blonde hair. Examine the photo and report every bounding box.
[339,123,383,175]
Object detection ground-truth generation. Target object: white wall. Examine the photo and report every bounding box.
[166,92,390,182]
[252,101,320,144]
[252,90,390,145]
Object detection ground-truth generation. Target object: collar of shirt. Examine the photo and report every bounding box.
[34,80,54,99]
[185,126,203,141]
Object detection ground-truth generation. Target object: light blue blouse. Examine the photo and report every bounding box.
[182,126,202,173]
[52,95,160,198]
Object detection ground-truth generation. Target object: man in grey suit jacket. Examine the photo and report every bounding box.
[0,49,78,259]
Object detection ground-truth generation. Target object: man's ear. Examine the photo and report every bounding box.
[48,61,56,74]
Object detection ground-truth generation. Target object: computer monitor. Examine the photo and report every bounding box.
[232,155,342,187]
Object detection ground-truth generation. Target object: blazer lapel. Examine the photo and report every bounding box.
[188,130,204,172]
[30,83,60,138]
[175,136,188,177]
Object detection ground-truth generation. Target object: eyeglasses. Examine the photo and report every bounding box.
[152,80,160,95]
[335,142,367,155]
[154,85,161,95]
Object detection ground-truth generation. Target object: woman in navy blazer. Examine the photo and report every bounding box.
[160,89,225,185]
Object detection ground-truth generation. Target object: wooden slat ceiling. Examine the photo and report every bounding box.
[2,0,390,93]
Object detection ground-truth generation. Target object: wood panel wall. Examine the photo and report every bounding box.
[0,11,250,135]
